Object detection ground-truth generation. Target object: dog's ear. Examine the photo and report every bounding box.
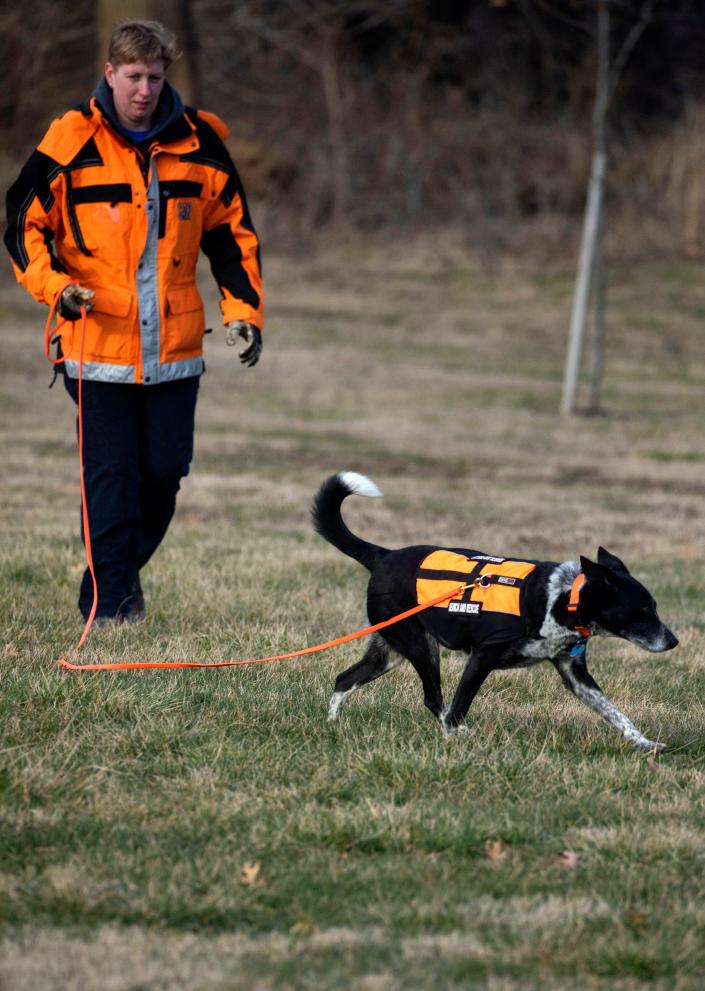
[580,555,618,588]
[597,546,630,575]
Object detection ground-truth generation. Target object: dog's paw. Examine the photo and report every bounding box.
[440,715,470,738]
[631,736,666,753]
[327,692,346,722]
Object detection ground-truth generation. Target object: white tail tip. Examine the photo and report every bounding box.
[338,471,382,498]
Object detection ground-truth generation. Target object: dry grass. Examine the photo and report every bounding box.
[1,244,704,990]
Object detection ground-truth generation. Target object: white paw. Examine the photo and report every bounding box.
[631,736,666,753]
[441,714,470,738]
[327,692,345,721]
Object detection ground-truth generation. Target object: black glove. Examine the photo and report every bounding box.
[58,284,95,320]
[226,321,263,367]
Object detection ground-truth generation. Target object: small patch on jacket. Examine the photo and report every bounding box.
[448,601,482,615]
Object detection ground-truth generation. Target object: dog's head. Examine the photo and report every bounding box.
[579,547,678,652]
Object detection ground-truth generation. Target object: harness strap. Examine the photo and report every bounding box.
[567,571,591,639]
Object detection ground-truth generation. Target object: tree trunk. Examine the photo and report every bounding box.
[561,1,610,416]
[587,209,607,413]
[318,27,350,226]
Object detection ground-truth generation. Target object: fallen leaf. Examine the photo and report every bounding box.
[626,906,649,934]
[551,850,581,869]
[240,861,262,886]
[485,839,508,861]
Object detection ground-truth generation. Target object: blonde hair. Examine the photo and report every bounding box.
[108,20,181,69]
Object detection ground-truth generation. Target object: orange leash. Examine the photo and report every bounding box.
[46,286,99,660]
[47,291,467,671]
[58,585,468,671]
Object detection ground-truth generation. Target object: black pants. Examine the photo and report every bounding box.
[64,375,200,619]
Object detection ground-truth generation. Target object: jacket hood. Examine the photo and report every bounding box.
[92,76,185,143]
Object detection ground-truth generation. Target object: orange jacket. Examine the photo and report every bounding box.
[4,81,263,385]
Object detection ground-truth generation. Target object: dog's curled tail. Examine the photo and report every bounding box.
[312,472,388,572]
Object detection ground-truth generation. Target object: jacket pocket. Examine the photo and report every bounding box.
[68,183,133,253]
[164,285,205,356]
[73,287,134,362]
[159,181,204,255]
[91,286,133,318]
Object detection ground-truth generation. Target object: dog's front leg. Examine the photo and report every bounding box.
[441,649,494,735]
[328,634,401,721]
[554,653,665,752]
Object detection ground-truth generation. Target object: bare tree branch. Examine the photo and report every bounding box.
[607,0,659,101]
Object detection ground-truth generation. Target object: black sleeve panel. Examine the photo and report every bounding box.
[4,150,59,270]
[201,222,261,310]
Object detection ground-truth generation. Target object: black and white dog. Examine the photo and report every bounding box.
[312,472,678,752]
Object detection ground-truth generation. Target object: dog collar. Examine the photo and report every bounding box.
[567,572,592,638]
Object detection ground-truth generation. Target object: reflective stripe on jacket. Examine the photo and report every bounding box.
[4,84,263,385]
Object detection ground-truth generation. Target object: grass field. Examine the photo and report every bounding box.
[1,245,704,990]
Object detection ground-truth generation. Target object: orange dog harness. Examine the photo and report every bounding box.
[416,549,538,650]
